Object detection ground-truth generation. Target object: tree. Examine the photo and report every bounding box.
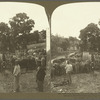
[33,30,39,43]
[0,22,11,52]
[40,30,46,39]
[51,35,59,56]
[68,36,79,51]
[69,36,78,44]
[0,22,10,35]
[9,13,35,49]
[28,30,39,44]
[79,23,100,52]
[51,35,70,57]
[60,38,69,51]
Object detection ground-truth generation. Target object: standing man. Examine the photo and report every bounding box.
[65,60,73,85]
[36,54,46,92]
[13,60,21,92]
[36,67,46,92]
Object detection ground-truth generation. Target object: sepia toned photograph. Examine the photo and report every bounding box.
[0,2,50,93]
[51,2,100,93]
[1,0,100,98]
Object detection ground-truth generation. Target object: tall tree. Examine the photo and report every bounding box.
[28,30,39,44]
[60,38,69,51]
[9,13,35,49]
[51,35,59,56]
[79,23,100,52]
[40,30,46,39]
[0,22,11,52]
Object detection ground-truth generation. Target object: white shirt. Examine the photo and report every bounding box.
[65,64,73,73]
[13,64,21,76]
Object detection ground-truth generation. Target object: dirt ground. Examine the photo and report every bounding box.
[0,69,50,93]
[51,71,100,93]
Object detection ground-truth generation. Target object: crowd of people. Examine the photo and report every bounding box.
[0,49,46,92]
[51,52,97,85]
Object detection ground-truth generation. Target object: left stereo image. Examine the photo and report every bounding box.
[0,2,50,93]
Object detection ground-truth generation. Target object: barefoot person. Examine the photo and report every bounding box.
[13,60,21,92]
[65,60,73,85]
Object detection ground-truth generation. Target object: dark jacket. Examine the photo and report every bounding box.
[36,68,46,81]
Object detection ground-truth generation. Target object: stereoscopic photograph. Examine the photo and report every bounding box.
[0,2,50,93]
[51,2,100,93]
[1,0,100,96]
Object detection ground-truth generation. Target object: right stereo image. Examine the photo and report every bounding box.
[51,2,100,93]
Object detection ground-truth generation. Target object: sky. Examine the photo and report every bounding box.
[0,2,50,51]
[0,2,49,32]
[51,2,100,38]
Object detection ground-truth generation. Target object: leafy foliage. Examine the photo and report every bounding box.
[40,30,46,39]
[9,13,35,36]
[0,22,11,52]
[9,13,35,50]
[51,34,79,57]
[79,23,100,52]
[0,13,46,53]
